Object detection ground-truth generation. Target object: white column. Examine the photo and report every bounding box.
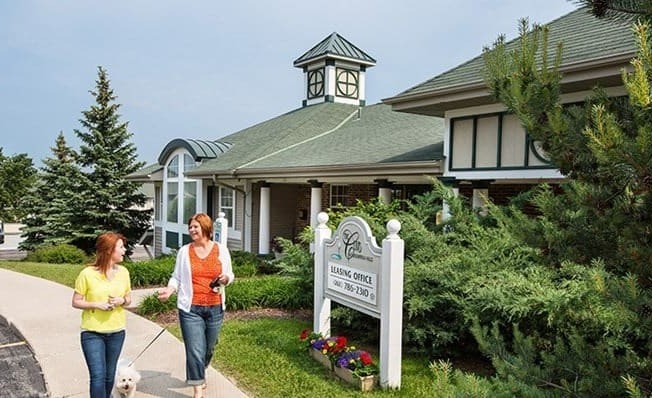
[313,212,332,336]
[378,187,392,204]
[244,181,253,252]
[380,219,404,389]
[258,184,271,254]
[376,179,392,205]
[309,180,323,229]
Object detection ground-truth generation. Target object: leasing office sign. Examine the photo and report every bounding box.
[323,216,382,318]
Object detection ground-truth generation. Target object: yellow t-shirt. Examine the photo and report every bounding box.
[74,265,131,333]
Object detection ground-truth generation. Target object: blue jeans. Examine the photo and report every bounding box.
[179,305,224,385]
[80,330,125,398]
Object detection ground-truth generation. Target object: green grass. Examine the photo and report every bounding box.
[0,261,83,288]
[165,318,436,398]
[1,260,438,397]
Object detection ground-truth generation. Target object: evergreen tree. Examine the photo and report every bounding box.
[573,0,652,23]
[482,18,652,283]
[20,133,84,251]
[72,66,151,253]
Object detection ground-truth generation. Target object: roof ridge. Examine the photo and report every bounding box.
[232,107,360,171]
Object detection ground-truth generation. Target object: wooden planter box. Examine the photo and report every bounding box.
[309,349,377,391]
[309,348,333,370]
[334,365,378,392]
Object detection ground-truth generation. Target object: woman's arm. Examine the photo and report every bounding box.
[72,291,114,311]
[158,248,183,301]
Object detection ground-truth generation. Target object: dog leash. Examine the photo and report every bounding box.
[128,328,166,367]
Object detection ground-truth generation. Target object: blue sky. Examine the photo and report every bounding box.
[0,0,579,166]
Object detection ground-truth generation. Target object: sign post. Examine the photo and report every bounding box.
[213,211,228,306]
[314,212,404,389]
[214,211,227,246]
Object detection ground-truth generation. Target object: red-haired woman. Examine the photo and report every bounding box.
[72,232,132,398]
[158,212,234,398]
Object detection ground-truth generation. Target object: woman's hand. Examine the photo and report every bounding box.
[96,301,115,311]
[108,295,125,307]
[157,286,175,301]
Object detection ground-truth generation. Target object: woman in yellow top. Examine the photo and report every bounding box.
[72,232,132,398]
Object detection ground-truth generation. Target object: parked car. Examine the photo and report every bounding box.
[0,221,4,244]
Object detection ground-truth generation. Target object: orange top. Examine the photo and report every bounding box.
[190,243,223,306]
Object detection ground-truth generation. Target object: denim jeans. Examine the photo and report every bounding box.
[179,305,224,385]
[80,330,125,398]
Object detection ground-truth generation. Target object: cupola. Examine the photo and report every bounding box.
[293,32,376,107]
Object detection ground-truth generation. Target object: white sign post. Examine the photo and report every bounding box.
[314,212,404,389]
[214,211,228,306]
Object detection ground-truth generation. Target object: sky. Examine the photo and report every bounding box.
[0,0,579,167]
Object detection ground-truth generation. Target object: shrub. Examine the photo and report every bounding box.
[226,276,311,310]
[124,255,175,288]
[137,292,177,316]
[25,244,88,264]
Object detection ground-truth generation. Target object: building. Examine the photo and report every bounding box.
[131,8,635,257]
[383,7,635,212]
[130,32,444,256]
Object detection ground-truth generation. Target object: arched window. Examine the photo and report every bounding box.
[165,153,197,228]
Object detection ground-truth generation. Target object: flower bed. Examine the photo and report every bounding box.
[300,329,379,391]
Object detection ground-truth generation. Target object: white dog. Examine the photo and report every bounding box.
[111,358,141,398]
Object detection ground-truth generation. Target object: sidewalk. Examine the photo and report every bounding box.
[0,268,250,398]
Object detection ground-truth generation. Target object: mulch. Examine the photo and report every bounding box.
[145,308,312,327]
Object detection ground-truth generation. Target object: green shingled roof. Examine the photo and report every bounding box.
[126,163,163,180]
[184,102,442,177]
[389,7,635,100]
[245,103,443,169]
[294,32,376,68]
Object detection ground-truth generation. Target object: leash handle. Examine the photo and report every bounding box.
[128,328,166,367]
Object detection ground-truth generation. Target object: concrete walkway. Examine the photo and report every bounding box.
[0,268,250,398]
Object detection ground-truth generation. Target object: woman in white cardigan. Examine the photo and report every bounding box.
[157,213,234,398]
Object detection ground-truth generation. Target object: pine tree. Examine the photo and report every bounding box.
[20,133,83,250]
[482,16,652,282]
[574,0,652,23]
[71,66,152,253]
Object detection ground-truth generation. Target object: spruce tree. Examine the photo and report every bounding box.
[20,133,83,250]
[72,66,151,253]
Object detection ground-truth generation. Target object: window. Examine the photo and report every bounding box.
[308,68,324,98]
[330,185,350,208]
[154,186,162,221]
[184,154,197,172]
[183,182,197,221]
[166,182,178,222]
[336,68,359,98]
[164,150,201,250]
[219,187,234,227]
[167,156,179,178]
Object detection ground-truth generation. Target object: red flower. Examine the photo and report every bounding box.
[300,329,309,340]
[360,351,373,366]
[335,336,347,350]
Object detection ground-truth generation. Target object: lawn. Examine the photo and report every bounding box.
[0,260,444,397]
